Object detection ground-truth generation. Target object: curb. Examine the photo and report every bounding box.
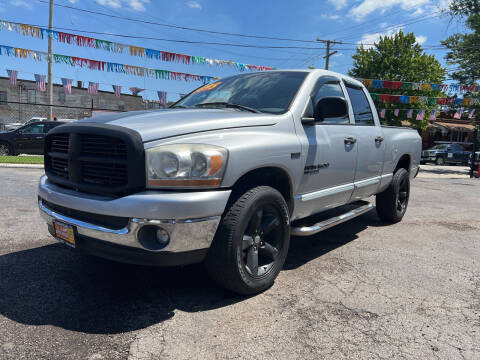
[0,163,44,169]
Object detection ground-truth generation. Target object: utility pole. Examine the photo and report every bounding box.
[316,38,342,70]
[47,0,54,120]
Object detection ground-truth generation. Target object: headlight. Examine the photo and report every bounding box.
[146,144,228,188]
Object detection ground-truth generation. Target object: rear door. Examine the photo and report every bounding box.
[344,83,385,200]
[297,76,358,214]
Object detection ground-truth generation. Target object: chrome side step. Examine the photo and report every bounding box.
[291,201,374,236]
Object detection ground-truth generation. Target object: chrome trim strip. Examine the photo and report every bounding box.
[296,183,355,202]
[381,173,393,180]
[354,176,380,189]
[39,200,130,235]
[291,201,373,236]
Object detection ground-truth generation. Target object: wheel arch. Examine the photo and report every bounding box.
[394,153,411,173]
[227,166,294,215]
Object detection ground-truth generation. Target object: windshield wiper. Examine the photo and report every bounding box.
[194,102,260,113]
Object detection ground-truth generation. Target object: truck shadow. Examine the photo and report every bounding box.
[0,210,382,335]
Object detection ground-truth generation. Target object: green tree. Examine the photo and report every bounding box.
[441,0,480,116]
[348,30,447,130]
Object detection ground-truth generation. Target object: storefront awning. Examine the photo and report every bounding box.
[430,122,475,131]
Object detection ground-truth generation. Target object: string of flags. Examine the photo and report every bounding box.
[360,78,479,94]
[370,92,480,106]
[0,20,273,72]
[378,108,475,120]
[0,44,219,84]
[7,68,170,103]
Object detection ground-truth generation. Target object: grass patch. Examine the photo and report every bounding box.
[0,156,44,164]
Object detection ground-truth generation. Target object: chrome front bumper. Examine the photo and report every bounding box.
[38,175,230,258]
[39,199,221,253]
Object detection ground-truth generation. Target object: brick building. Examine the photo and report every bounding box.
[0,77,144,124]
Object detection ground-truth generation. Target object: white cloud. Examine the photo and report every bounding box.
[96,0,122,9]
[379,22,388,28]
[96,0,150,11]
[68,0,79,3]
[185,1,202,9]
[356,29,427,48]
[320,14,340,20]
[328,0,347,10]
[349,0,431,21]
[416,35,427,44]
[10,0,33,10]
[357,27,403,48]
[128,0,150,11]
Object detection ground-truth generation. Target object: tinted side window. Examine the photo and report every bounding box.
[22,124,47,134]
[313,82,348,124]
[346,86,375,126]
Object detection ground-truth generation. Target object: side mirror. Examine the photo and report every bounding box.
[314,97,348,122]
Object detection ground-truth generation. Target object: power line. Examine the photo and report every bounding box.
[1,19,335,50]
[36,0,321,43]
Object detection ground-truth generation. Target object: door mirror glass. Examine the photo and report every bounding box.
[314,97,348,122]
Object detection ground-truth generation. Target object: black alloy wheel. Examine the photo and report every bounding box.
[376,167,410,223]
[396,175,409,216]
[241,205,282,277]
[205,186,290,295]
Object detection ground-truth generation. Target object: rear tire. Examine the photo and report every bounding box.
[376,168,410,223]
[205,186,290,295]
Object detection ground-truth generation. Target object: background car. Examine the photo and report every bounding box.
[0,121,65,156]
[421,143,470,165]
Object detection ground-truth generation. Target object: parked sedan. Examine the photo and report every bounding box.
[0,121,65,155]
[421,143,470,165]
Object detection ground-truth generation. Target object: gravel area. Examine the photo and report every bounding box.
[0,168,479,359]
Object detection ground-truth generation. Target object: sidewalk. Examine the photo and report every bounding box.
[0,163,44,169]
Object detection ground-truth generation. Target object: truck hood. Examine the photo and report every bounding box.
[80,108,278,142]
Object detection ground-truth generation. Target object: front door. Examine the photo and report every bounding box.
[297,76,358,217]
[344,83,385,200]
[14,123,48,154]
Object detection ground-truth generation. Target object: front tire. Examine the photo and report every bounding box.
[435,156,445,165]
[205,186,290,295]
[376,168,410,223]
[0,142,13,156]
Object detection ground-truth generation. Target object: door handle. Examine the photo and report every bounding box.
[344,136,356,145]
[375,136,384,143]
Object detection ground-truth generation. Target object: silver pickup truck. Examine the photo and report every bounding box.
[38,69,421,294]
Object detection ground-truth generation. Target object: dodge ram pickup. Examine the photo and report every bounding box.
[38,69,421,294]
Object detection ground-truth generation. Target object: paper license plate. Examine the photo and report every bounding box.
[53,221,76,247]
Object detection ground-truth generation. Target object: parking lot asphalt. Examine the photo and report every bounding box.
[0,167,479,360]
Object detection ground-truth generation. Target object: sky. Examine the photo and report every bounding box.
[0,0,469,102]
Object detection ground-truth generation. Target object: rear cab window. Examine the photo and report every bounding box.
[345,85,375,126]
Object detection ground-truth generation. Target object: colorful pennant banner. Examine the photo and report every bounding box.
[370,92,480,106]
[0,20,273,72]
[360,78,479,94]
[0,44,218,84]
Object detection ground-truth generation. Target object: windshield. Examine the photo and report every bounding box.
[174,71,308,114]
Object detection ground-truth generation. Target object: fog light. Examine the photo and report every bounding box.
[137,225,170,250]
[156,228,170,246]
